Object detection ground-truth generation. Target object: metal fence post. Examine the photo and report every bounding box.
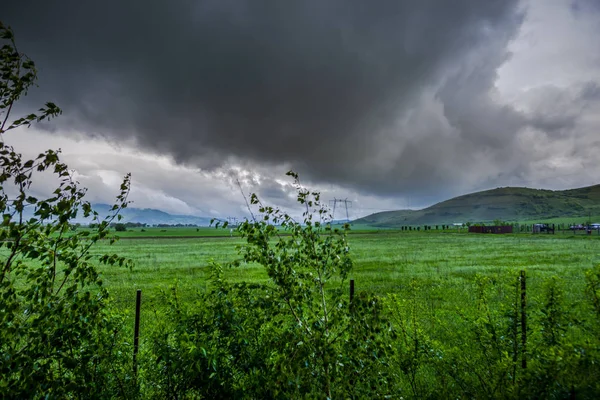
[350,279,355,310]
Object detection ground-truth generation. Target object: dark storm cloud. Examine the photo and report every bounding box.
[4,0,524,197]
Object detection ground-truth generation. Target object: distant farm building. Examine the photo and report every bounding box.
[468,225,513,234]
[532,223,555,234]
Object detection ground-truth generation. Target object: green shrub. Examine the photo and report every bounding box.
[0,21,134,398]
[145,172,393,398]
[115,223,127,232]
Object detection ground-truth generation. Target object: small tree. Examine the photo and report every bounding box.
[149,173,392,398]
[0,21,134,397]
[222,172,392,397]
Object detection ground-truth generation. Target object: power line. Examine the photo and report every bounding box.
[227,216,239,227]
[329,198,352,222]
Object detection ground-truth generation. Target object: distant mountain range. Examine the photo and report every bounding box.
[86,204,214,226]
[354,184,600,227]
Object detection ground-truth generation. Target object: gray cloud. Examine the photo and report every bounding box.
[571,0,600,13]
[3,0,526,199]
[522,83,600,138]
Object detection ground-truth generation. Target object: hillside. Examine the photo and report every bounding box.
[355,184,600,227]
[83,204,214,226]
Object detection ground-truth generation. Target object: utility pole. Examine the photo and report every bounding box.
[227,216,239,227]
[226,217,239,236]
[329,198,352,223]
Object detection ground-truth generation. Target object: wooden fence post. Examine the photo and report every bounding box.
[513,274,519,382]
[133,289,142,376]
[520,270,527,370]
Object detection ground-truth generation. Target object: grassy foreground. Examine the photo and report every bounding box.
[38,228,600,398]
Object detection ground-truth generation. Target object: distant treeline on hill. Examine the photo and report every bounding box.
[388,222,599,233]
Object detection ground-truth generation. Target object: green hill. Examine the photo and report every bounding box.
[354,184,600,227]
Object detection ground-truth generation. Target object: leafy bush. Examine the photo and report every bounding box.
[145,172,393,398]
[0,21,134,398]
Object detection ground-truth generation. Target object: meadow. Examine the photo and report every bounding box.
[96,228,600,323]
[88,227,600,397]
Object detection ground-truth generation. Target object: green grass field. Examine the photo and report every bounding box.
[94,230,600,325]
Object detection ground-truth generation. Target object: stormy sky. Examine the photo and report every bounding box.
[2,0,600,219]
